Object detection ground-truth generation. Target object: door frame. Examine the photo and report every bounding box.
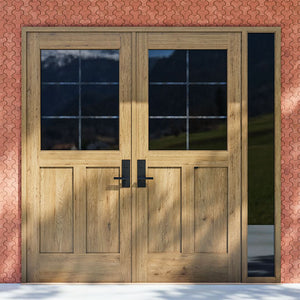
[22,26,281,283]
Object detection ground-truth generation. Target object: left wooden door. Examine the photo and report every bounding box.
[25,32,132,282]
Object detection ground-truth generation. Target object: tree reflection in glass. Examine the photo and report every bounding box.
[41,50,119,150]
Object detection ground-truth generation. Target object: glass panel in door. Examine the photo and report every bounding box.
[148,49,227,150]
[41,49,119,150]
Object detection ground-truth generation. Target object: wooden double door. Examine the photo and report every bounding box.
[24,30,241,282]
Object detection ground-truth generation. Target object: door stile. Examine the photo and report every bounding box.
[119,33,132,282]
[26,32,40,282]
[131,31,138,283]
[74,165,87,254]
[182,165,194,254]
[227,33,242,281]
[134,32,148,282]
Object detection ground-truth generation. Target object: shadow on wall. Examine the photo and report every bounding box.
[15,95,286,284]
[24,162,234,282]
[0,33,297,286]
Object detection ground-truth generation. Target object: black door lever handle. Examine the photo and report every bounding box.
[114,160,130,188]
[137,160,153,188]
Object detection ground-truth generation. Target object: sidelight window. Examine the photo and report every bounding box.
[247,33,276,278]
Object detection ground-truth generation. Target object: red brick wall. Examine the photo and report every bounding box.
[0,0,299,283]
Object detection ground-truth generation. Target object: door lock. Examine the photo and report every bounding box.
[114,160,130,188]
[137,160,153,188]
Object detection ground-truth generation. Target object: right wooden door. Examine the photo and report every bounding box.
[133,32,241,282]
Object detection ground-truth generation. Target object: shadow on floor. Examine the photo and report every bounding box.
[1,284,300,300]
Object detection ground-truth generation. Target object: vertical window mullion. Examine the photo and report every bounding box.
[78,50,82,150]
[186,50,189,150]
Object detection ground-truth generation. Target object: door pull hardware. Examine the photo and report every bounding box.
[114,159,130,188]
[137,160,153,188]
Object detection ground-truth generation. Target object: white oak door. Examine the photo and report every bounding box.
[25,30,242,283]
[25,32,132,282]
[133,32,241,282]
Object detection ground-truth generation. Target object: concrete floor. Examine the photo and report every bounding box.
[0,284,300,300]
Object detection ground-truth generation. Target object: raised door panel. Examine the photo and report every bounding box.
[26,32,132,282]
[40,167,74,253]
[86,167,120,253]
[147,168,181,253]
[147,254,228,282]
[134,32,241,282]
[194,167,228,253]
[39,254,121,282]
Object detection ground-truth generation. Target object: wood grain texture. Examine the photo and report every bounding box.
[135,32,242,282]
[147,254,228,282]
[241,29,248,282]
[135,32,148,282]
[24,31,132,282]
[148,33,229,49]
[21,29,28,282]
[22,28,281,283]
[38,254,121,282]
[26,32,41,281]
[274,28,281,283]
[40,168,74,253]
[181,166,194,253]
[147,168,181,253]
[74,166,87,254]
[194,168,228,253]
[227,32,241,282]
[131,31,138,282]
[38,32,121,49]
[86,168,120,253]
[23,27,281,33]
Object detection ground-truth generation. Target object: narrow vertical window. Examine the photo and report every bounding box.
[247,33,275,277]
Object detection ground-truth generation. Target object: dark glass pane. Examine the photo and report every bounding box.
[248,225,274,277]
[41,119,78,150]
[149,119,186,150]
[189,50,227,82]
[82,85,119,116]
[41,85,78,116]
[247,33,275,277]
[189,119,227,150]
[41,50,79,82]
[149,50,186,82]
[81,50,119,82]
[190,86,227,116]
[149,85,186,116]
[81,119,119,150]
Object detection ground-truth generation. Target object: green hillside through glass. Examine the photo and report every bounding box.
[149,113,274,225]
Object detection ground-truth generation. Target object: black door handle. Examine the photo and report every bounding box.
[114,160,130,188]
[137,160,153,188]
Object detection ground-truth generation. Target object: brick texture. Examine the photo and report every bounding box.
[0,0,299,283]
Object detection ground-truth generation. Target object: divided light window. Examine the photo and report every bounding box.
[27,28,280,283]
[41,49,120,150]
[149,49,227,150]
